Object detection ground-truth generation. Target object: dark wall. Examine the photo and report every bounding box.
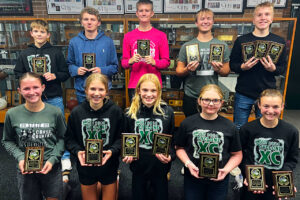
[286,2,300,109]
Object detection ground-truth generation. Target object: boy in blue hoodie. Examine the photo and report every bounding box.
[67,7,118,103]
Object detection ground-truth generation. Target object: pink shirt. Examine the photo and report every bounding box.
[121,28,170,88]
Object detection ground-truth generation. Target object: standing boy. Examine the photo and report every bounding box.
[176,8,230,117]
[230,2,287,129]
[121,0,170,99]
[68,7,118,103]
[14,19,70,114]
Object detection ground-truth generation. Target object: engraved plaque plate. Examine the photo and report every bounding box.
[254,40,269,59]
[32,57,47,75]
[24,146,44,172]
[208,44,225,63]
[241,42,256,62]
[85,139,103,165]
[152,133,172,156]
[267,42,284,64]
[245,165,266,191]
[272,171,295,198]
[137,40,150,57]
[186,44,200,63]
[121,133,139,159]
[83,53,96,69]
[199,152,219,178]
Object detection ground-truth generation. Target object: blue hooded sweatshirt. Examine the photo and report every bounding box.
[67,30,118,97]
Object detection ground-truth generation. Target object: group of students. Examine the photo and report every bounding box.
[0,0,298,200]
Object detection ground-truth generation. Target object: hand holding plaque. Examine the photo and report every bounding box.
[137,40,150,57]
[198,152,219,178]
[24,146,44,172]
[272,171,295,198]
[32,57,47,75]
[83,53,96,69]
[209,44,225,63]
[152,133,172,157]
[121,133,139,159]
[245,165,266,192]
[85,139,103,165]
[186,44,200,64]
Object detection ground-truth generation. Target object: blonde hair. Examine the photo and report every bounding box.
[197,84,223,112]
[80,7,101,22]
[258,89,283,104]
[127,74,166,120]
[30,20,49,33]
[85,73,108,93]
[195,8,214,22]
[254,2,274,17]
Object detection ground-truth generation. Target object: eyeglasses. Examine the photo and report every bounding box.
[200,98,222,105]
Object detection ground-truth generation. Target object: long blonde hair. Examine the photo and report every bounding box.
[127,74,166,120]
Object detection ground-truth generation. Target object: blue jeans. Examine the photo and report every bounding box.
[234,92,262,129]
[43,96,64,114]
[43,96,70,160]
[76,93,86,104]
[184,174,229,200]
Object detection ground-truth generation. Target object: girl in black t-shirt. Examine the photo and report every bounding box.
[175,84,242,200]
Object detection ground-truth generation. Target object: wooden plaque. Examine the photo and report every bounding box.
[254,40,269,59]
[83,53,96,69]
[152,133,172,156]
[199,152,219,178]
[272,171,295,198]
[241,42,256,62]
[208,44,225,63]
[85,139,103,165]
[186,44,200,63]
[121,133,139,159]
[32,57,47,75]
[245,165,266,192]
[266,42,285,64]
[24,146,44,172]
[137,40,150,57]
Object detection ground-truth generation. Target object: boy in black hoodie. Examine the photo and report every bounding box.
[14,20,72,183]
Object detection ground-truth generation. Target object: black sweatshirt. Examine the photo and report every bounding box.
[240,119,299,186]
[230,33,286,99]
[65,99,124,166]
[125,104,175,175]
[14,42,69,99]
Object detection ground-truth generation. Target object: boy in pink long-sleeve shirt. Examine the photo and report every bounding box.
[121,0,170,99]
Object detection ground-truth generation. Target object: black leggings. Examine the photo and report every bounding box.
[132,171,168,200]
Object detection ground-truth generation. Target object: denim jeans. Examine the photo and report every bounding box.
[184,174,229,200]
[76,93,86,104]
[234,92,262,129]
[43,96,70,160]
[43,96,64,114]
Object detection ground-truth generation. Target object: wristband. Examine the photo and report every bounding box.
[185,160,191,168]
